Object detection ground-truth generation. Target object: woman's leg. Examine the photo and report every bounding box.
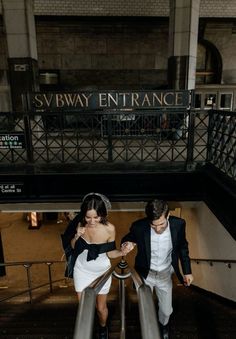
[96,294,109,338]
[96,294,108,326]
[76,292,82,301]
[77,291,108,325]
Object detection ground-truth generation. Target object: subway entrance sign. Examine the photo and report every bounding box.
[30,90,191,111]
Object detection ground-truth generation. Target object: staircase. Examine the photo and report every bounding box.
[0,286,78,339]
[103,300,141,339]
[0,303,77,339]
[0,285,141,339]
[0,283,235,339]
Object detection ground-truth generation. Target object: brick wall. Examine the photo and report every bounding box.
[34,0,236,18]
[200,0,236,17]
[36,19,169,89]
[0,0,236,17]
[34,0,168,17]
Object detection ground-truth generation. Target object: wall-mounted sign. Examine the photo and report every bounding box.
[0,183,24,195]
[30,90,191,111]
[0,133,25,149]
[14,64,28,71]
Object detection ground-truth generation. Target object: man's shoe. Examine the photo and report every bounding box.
[98,325,108,339]
[159,322,169,339]
[162,324,169,339]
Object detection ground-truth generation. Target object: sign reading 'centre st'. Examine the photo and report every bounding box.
[0,183,24,195]
[31,90,190,111]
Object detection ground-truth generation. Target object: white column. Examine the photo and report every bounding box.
[2,0,38,110]
[2,0,37,59]
[168,0,200,90]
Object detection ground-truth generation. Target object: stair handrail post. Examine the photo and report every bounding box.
[119,277,126,339]
[73,287,96,339]
[23,263,33,304]
[46,262,53,293]
[113,259,133,339]
[118,258,128,339]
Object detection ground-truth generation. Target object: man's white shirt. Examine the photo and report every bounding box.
[150,222,173,272]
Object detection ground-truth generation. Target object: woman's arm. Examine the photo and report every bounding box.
[71,226,85,248]
[107,248,123,259]
[106,223,133,258]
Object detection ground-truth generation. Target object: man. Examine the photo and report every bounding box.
[121,199,193,339]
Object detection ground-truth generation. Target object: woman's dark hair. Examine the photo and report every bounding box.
[145,199,169,221]
[80,193,108,225]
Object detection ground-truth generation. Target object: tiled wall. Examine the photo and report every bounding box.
[34,0,169,17]
[1,0,236,17]
[200,0,236,17]
[34,0,236,17]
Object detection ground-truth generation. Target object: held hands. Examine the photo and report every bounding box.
[121,241,136,256]
[183,274,194,286]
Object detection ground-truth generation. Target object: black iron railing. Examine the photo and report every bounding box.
[0,260,66,304]
[207,110,236,179]
[0,110,235,180]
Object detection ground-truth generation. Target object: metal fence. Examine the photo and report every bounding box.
[207,110,236,179]
[0,109,235,180]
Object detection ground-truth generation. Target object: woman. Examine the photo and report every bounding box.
[62,193,129,339]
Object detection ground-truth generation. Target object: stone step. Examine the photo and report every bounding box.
[0,298,139,338]
[1,282,235,339]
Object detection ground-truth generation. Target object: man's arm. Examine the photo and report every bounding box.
[121,222,139,244]
[120,223,137,253]
[179,220,194,286]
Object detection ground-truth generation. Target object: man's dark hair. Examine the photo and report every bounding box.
[145,199,169,221]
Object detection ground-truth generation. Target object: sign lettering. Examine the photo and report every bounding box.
[0,133,25,149]
[0,183,24,195]
[31,90,190,111]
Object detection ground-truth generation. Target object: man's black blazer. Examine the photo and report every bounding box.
[121,215,192,283]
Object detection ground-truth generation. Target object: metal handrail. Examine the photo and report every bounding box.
[137,285,161,339]
[1,258,162,338]
[73,260,119,339]
[73,259,161,339]
[73,287,96,339]
[0,260,66,303]
[128,267,161,339]
[191,258,236,268]
[115,264,161,339]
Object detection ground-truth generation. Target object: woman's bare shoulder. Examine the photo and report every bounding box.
[106,222,115,233]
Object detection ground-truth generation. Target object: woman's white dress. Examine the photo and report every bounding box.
[73,240,112,294]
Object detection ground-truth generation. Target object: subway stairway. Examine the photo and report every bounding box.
[0,279,235,339]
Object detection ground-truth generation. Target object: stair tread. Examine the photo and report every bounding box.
[0,284,235,339]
